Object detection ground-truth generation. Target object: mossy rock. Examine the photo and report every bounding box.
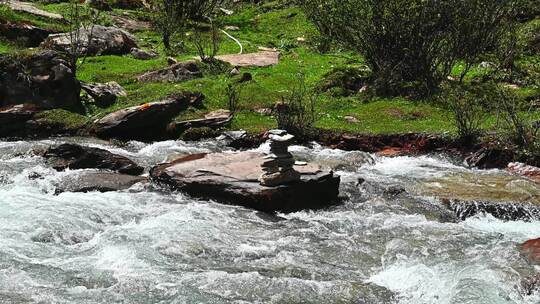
[315,67,371,97]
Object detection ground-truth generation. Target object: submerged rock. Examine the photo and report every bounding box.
[443,199,540,221]
[55,172,147,193]
[92,91,204,140]
[150,151,341,213]
[43,143,143,175]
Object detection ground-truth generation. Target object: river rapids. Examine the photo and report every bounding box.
[1,138,539,304]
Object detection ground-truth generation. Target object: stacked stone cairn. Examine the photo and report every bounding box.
[259,129,301,187]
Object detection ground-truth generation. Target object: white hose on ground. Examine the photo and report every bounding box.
[220,29,243,55]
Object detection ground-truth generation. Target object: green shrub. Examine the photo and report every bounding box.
[439,83,493,144]
[276,75,318,140]
[301,0,518,97]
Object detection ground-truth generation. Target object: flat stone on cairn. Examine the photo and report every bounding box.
[260,130,301,186]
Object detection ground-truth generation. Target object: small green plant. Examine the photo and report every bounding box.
[191,17,222,63]
[440,83,491,144]
[276,75,318,140]
[226,83,241,114]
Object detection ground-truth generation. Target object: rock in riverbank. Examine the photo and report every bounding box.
[150,151,340,213]
[92,91,204,140]
[55,172,147,194]
[0,51,83,113]
[44,143,143,175]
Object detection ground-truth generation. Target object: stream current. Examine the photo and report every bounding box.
[0,138,539,304]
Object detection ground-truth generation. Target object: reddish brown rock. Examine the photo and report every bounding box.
[522,238,540,265]
[508,162,540,184]
[150,151,340,213]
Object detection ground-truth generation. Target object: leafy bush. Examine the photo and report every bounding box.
[151,0,224,50]
[301,0,518,97]
[439,83,493,144]
[276,75,318,140]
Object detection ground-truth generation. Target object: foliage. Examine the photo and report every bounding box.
[190,18,222,62]
[276,74,318,139]
[151,0,224,51]
[301,0,519,97]
[226,83,241,114]
[439,83,493,144]
[64,0,102,76]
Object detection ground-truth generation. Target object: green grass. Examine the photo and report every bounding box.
[0,2,539,138]
[35,109,90,130]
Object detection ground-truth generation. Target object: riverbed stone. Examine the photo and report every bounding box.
[167,109,232,134]
[44,143,144,175]
[522,238,540,265]
[55,172,147,193]
[150,151,340,213]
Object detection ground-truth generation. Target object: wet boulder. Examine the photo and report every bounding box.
[0,51,83,113]
[522,238,540,265]
[0,20,53,47]
[92,91,204,140]
[138,61,202,83]
[41,25,137,56]
[55,172,147,194]
[150,151,341,213]
[507,162,540,184]
[81,81,127,107]
[43,143,144,175]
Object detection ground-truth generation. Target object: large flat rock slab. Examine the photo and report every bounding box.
[215,51,280,67]
[150,151,340,213]
[6,1,63,20]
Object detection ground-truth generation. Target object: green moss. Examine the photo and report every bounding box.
[34,109,90,131]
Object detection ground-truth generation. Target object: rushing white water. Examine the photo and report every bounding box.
[0,138,539,304]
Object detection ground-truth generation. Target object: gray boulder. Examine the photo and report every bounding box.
[0,51,83,113]
[55,172,147,194]
[138,61,202,83]
[81,81,127,107]
[130,47,158,60]
[41,25,137,56]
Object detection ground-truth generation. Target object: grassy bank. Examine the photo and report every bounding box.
[0,1,539,137]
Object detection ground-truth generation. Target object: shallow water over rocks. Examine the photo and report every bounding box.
[1,138,540,303]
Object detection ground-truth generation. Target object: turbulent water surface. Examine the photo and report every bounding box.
[1,138,540,304]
